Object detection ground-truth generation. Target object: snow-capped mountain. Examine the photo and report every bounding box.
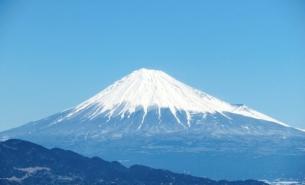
[34,68,292,136]
[57,68,286,129]
[1,68,305,181]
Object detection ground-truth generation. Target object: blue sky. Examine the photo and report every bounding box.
[0,0,304,131]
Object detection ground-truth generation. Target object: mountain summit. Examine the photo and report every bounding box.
[55,68,285,130]
[1,68,305,181]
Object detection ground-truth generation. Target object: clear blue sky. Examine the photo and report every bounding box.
[0,0,304,131]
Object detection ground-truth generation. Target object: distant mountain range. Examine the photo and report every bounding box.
[0,139,268,185]
[1,68,305,180]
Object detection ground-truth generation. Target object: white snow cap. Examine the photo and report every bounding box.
[68,68,287,126]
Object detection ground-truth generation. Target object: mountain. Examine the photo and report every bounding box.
[0,139,268,185]
[59,68,286,130]
[1,68,305,181]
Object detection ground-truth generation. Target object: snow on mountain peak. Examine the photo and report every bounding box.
[66,68,286,127]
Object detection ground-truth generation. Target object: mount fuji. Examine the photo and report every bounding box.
[1,68,305,181]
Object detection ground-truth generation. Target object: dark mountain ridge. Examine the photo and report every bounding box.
[0,139,267,185]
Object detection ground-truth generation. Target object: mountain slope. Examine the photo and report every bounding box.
[52,68,286,128]
[1,68,305,180]
[0,139,267,185]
